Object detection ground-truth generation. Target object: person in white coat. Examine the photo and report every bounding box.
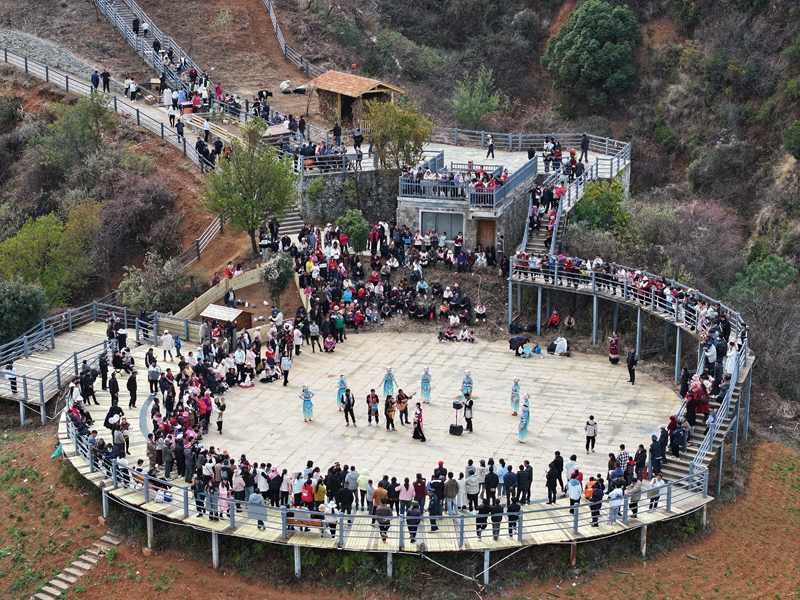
[161,330,174,361]
[607,484,623,524]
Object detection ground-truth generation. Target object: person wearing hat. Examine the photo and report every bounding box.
[300,385,314,422]
[461,370,473,401]
[518,396,530,443]
[380,366,396,398]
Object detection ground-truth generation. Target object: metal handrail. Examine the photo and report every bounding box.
[65,416,710,549]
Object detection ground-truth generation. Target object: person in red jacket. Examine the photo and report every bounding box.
[546,310,560,329]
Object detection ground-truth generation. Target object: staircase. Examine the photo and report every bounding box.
[659,353,753,483]
[281,207,304,238]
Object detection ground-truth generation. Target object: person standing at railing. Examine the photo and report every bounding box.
[486,135,495,159]
[129,80,138,103]
[580,133,589,162]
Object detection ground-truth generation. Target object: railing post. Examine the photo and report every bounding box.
[56,365,61,388]
[459,516,465,548]
[23,335,29,358]
[281,509,288,539]
[50,325,56,349]
[573,504,579,534]
[229,502,236,529]
[24,56,28,73]
[183,487,190,518]
[93,301,98,322]
[73,353,79,376]
[112,461,119,489]
[622,494,629,525]
[517,512,523,542]
[666,484,673,513]
[45,66,49,82]
[183,137,187,156]
[136,108,141,126]
[39,381,45,423]
[143,473,150,503]
[184,318,189,341]
[153,314,159,340]
[66,76,69,92]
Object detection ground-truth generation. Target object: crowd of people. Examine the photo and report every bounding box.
[399,162,510,199]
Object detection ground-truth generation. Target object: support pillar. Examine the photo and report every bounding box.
[636,307,643,359]
[570,542,577,567]
[664,321,670,357]
[294,545,301,578]
[517,283,521,317]
[387,552,393,578]
[102,490,109,518]
[536,286,542,337]
[146,514,154,549]
[640,524,647,558]
[716,441,724,496]
[212,532,219,568]
[743,369,752,443]
[19,401,24,427]
[674,327,682,382]
[546,289,551,320]
[701,504,708,530]
[613,302,619,332]
[592,294,598,345]
[483,549,490,585]
[507,278,513,328]
[731,412,739,465]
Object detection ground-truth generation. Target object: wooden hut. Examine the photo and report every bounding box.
[310,71,405,124]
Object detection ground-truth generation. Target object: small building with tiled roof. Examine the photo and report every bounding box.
[310,71,405,124]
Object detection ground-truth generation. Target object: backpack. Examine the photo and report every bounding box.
[584,482,595,500]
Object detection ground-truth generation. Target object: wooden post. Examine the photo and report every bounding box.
[570,542,577,567]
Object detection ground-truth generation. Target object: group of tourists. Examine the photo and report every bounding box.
[399,163,510,199]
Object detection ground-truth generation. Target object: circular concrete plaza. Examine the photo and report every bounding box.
[219,333,681,489]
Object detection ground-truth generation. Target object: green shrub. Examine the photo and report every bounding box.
[449,66,501,129]
[757,99,775,123]
[783,78,800,102]
[336,209,369,253]
[0,278,47,344]
[654,119,679,153]
[571,179,630,232]
[784,121,800,160]
[540,0,641,109]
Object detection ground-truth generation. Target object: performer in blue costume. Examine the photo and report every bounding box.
[461,370,473,401]
[510,377,521,416]
[518,395,530,443]
[382,366,396,398]
[420,367,432,404]
[300,385,315,422]
[337,374,347,411]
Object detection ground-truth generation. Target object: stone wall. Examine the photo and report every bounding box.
[498,185,532,253]
[299,169,397,225]
[0,28,127,95]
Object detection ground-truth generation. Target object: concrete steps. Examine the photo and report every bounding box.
[30,534,122,599]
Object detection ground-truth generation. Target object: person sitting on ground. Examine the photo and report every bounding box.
[438,325,457,342]
[457,327,469,342]
[475,303,487,322]
[546,311,560,329]
[324,334,336,352]
[564,313,576,331]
